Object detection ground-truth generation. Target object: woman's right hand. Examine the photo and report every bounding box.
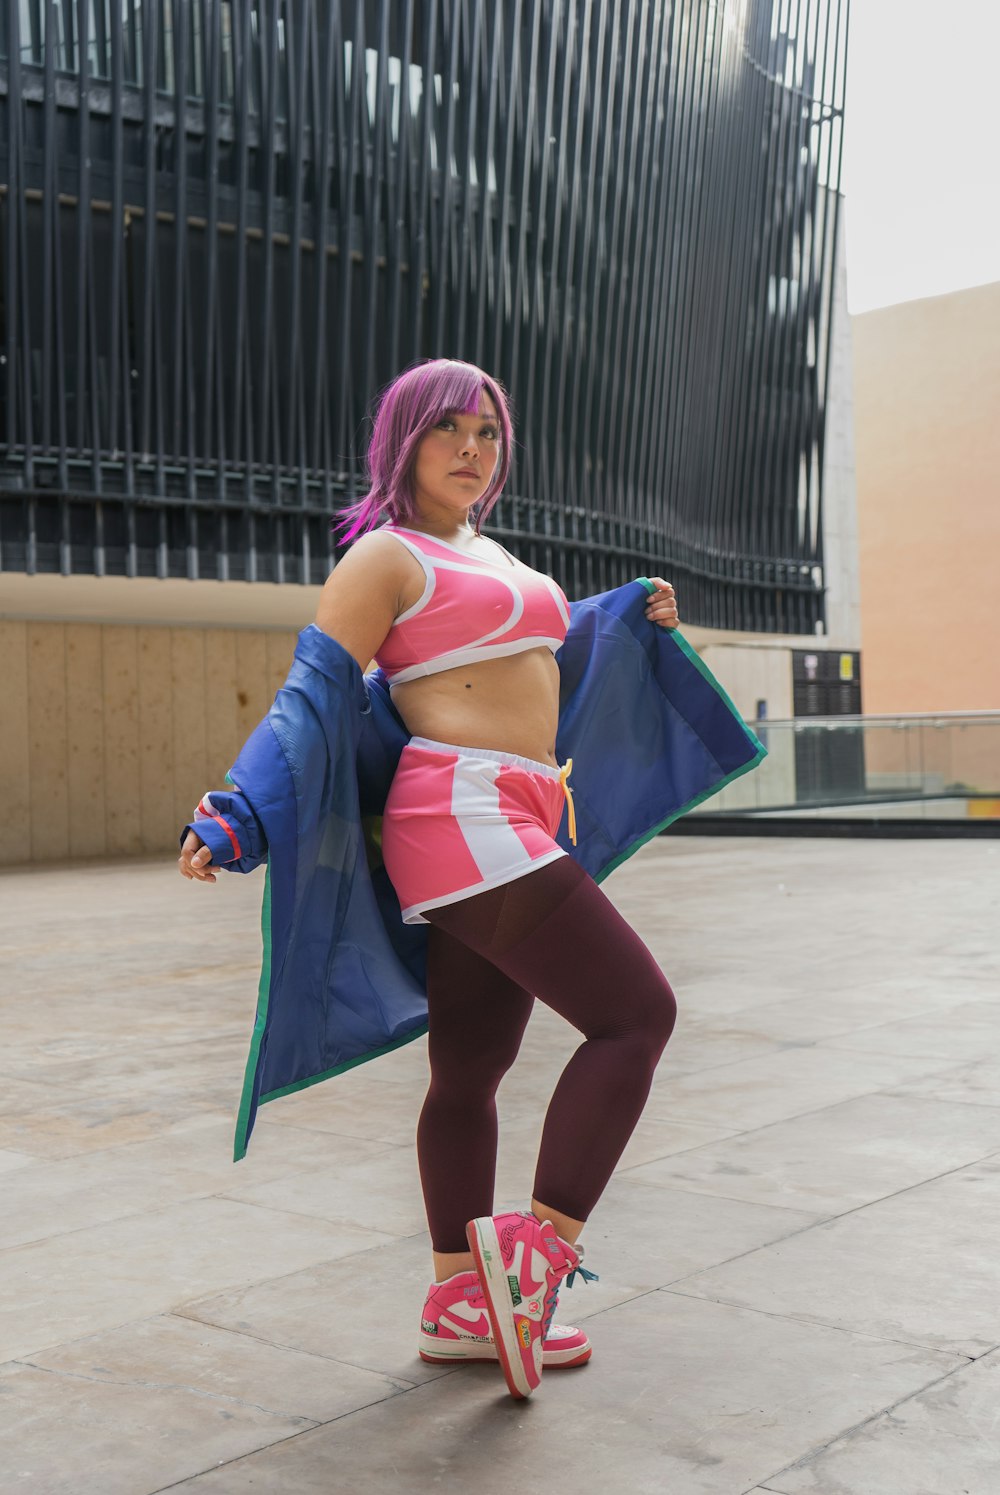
[178,830,217,884]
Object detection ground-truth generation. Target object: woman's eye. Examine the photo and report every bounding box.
[481,428,497,440]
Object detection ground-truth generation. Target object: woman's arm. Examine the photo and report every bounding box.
[179,530,416,883]
[314,530,417,669]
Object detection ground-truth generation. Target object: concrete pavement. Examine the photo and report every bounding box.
[1,836,998,1493]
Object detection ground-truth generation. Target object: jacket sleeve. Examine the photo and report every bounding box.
[180,784,268,874]
[178,713,280,875]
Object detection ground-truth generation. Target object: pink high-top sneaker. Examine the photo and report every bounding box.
[418,1270,591,1368]
[466,1211,586,1398]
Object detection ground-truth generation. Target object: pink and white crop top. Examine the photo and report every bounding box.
[374,526,571,687]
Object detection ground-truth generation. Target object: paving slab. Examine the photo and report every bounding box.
[491,1111,737,1197]
[180,1180,820,1386]
[570,1173,822,1296]
[0,1198,393,1363]
[669,1154,1000,1357]
[0,1315,407,1495]
[221,1139,434,1238]
[760,1347,1000,1494]
[178,1235,464,1387]
[645,1044,959,1132]
[259,1071,425,1145]
[0,1117,391,1250]
[0,1090,227,1159]
[820,1002,1000,1064]
[889,1055,1000,1108]
[651,1020,792,1076]
[1,838,998,1495]
[625,1091,1000,1214]
[163,1293,959,1495]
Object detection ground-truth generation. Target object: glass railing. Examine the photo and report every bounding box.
[696,713,1000,820]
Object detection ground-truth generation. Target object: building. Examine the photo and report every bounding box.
[852,279,1000,715]
[0,0,855,863]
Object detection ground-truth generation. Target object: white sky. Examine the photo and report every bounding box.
[842,0,1000,314]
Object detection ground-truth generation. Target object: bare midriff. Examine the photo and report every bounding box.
[390,647,561,767]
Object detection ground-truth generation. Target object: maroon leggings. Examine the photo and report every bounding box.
[419,855,677,1253]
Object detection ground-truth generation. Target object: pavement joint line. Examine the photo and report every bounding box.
[10,1357,327,1422]
[171,1229,437,1319]
[748,1352,981,1492]
[627,1083,1000,1153]
[213,1189,415,1232]
[166,1310,447,1386]
[819,1037,1000,1062]
[639,1076,956,1130]
[0,1110,316,1173]
[609,1175,835,1217]
[639,1214,837,1288]
[143,1374,451,1495]
[252,1119,419,1146]
[559,1283,666,1327]
[656,1286,977,1359]
[877,1092,1000,1113]
[612,1127,745,1162]
[636,1067,980,1133]
[0,1186,399,1260]
[611,1136,1000,1231]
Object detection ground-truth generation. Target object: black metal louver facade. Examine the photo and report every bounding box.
[0,0,848,631]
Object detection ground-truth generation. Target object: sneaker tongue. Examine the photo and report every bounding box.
[539,1228,578,1270]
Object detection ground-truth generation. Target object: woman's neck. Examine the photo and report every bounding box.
[405,509,476,541]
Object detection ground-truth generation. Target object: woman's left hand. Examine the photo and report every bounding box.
[645,577,679,629]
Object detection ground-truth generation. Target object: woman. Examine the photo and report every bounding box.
[179,358,681,1401]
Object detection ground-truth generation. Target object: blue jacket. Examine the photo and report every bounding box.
[185,580,764,1159]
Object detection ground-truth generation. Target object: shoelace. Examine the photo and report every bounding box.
[565,1263,600,1290]
[542,1251,599,1337]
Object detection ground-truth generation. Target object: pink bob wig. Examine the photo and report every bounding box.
[334,358,513,544]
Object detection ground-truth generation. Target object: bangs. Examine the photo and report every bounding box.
[407,363,500,432]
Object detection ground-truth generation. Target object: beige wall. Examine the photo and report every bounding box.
[852,280,1000,712]
[0,555,852,864]
[0,613,803,864]
[700,643,793,721]
[0,619,297,866]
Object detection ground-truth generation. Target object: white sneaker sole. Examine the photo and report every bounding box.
[466,1215,538,1398]
[418,1332,591,1368]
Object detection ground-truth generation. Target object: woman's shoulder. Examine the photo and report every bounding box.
[323,527,426,619]
[337,527,420,572]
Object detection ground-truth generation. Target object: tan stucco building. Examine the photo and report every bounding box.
[852,280,1000,713]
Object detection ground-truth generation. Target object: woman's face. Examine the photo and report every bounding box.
[412,395,500,521]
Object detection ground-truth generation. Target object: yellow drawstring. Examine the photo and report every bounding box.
[558,758,577,846]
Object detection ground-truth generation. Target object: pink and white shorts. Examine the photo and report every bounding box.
[381,737,573,925]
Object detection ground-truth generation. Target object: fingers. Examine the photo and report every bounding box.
[177,837,217,884]
[645,578,680,630]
